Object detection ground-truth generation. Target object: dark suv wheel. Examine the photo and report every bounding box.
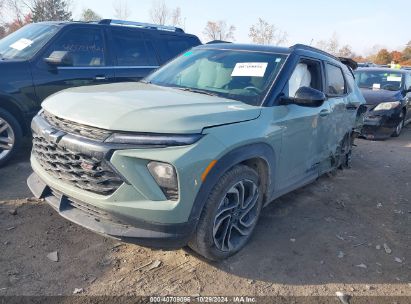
[0,109,22,167]
[189,165,263,261]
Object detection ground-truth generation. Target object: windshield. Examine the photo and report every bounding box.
[354,70,404,91]
[145,48,287,106]
[0,23,60,60]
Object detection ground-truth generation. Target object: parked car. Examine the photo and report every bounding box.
[0,19,201,166]
[28,43,365,260]
[354,67,411,139]
[357,62,376,68]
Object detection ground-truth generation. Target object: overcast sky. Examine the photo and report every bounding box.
[72,0,409,55]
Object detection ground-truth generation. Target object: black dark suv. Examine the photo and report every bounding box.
[0,19,201,166]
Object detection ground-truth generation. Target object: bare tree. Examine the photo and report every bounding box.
[248,18,287,45]
[338,44,354,57]
[80,8,101,22]
[170,7,182,27]
[316,32,340,55]
[149,0,168,25]
[113,0,130,20]
[203,20,235,42]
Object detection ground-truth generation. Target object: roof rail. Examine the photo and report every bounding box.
[99,19,184,33]
[290,44,339,60]
[206,40,232,44]
[291,44,359,70]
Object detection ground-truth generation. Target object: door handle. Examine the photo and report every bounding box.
[319,109,330,117]
[94,75,107,81]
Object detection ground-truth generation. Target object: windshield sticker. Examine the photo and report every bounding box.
[10,38,33,51]
[275,58,282,63]
[372,83,381,90]
[183,51,193,57]
[231,62,268,77]
[387,76,402,82]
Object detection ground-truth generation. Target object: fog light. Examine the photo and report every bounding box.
[147,161,178,200]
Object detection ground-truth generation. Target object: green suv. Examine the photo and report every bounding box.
[28,43,365,260]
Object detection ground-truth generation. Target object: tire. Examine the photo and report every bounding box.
[392,110,405,137]
[189,165,263,261]
[337,133,352,169]
[0,109,22,167]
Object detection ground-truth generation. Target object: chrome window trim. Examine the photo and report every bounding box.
[57,65,160,70]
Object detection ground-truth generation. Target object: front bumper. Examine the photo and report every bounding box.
[361,109,403,139]
[27,172,196,249]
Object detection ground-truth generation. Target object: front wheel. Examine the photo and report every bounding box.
[0,109,22,167]
[189,165,263,261]
[392,111,405,137]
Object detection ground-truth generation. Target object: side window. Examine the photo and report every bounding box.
[47,28,105,66]
[111,29,158,66]
[287,58,322,97]
[405,74,411,90]
[166,39,190,56]
[326,63,346,96]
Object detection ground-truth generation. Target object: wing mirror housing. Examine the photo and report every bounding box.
[280,86,326,107]
[44,51,73,67]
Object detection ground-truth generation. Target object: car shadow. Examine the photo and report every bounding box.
[0,138,33,200]
[191,126,411,285]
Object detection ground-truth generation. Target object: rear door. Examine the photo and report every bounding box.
[109,28,160,82]
[323,62,351,161]
[405,73,411,122]
[32,25,114,102]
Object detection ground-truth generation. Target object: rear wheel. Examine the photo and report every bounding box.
[392,110,405,137]
[337,133,352,169]
[0,109,22,167]
[189,165,263,261]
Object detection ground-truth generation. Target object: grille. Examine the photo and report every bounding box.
[32,135,123,195]
[41,111,112,141]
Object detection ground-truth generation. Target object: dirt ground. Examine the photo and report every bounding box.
[0,128,410,299]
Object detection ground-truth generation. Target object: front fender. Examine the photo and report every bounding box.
[188,142,276,222]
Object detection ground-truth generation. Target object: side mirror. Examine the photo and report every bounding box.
[44,51,73,67]
[281,86,326,107]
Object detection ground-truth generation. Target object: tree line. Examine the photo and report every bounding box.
[0,0,410,65]
[0,0,290,46]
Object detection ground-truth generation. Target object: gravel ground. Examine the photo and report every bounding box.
[0,127,410,299]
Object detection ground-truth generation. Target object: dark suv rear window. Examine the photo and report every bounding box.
[111,28,158,66]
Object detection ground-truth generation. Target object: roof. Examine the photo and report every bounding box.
[34,20,191,35]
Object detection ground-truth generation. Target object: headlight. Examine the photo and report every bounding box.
[374,101,400,111]
[147,161,178,201]
[105,133,203,146]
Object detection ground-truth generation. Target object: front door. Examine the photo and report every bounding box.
[274,58,330,191]
[32,26,114,102]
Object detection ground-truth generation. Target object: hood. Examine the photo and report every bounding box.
[42,82,261,134]
[360,88,403,105]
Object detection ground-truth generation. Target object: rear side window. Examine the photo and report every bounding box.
[111,29,158,66]
[166,39,191,55]
[326,63,346,96]
[47,27,105,66]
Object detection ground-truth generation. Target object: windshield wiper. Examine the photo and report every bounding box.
[177,87,218,97]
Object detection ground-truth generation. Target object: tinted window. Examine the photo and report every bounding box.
[166,39,190,55]
[47,27,105,66]
[326,63,345,95]
[112,29,158,66]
